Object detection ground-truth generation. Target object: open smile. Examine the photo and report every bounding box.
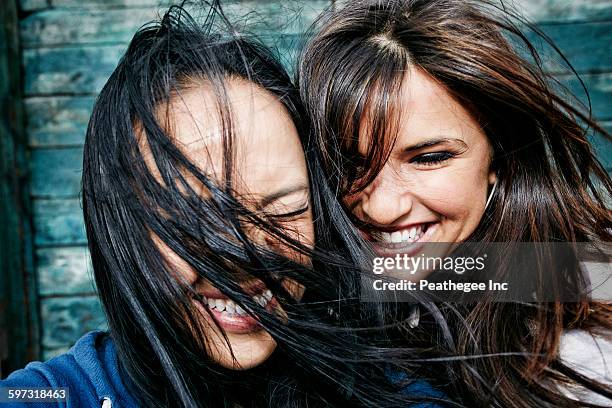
[195,283,276,334]
[362,222,438,256]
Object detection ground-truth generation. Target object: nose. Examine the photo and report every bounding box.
[359,165,413,226]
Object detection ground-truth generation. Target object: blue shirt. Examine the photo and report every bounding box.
[1,331,137,407]
[1,331,449,407]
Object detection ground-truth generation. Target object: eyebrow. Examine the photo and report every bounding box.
[399,137,467,154]
[260,184,309,208]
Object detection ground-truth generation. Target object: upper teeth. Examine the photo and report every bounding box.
[201,289,273,315]
[375,225,425,243]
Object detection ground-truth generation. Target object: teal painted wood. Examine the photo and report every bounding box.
[558,72,612,121]
[526,22,612,74]
[20,8,160,47]
[36,247,95,296]
[0,0,39,377]
[224,1,331,37]
[26,96,95,147]
[19,0,612,22]
[596,121,612,171]
[19,0,49,11]
[333,0,612,23]
[19,0,328,12]
[40,296,106,349]
[31,147,83,198]
[515,0,612,23]
[20,0,172,11]
[20,2,329,47]
[33,198,86,246]
[23,45,126,95]
[591,135,612,171]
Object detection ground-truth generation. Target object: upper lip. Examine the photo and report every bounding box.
[199,280,267,300]
[362,221,433,233]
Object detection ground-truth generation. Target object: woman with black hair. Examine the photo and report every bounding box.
[299,0,612,406]
[1,4,451,408]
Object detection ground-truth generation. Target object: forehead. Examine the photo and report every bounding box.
[358,67,479,154]
[165,78,307,197]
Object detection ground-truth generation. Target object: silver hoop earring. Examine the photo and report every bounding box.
[484,178,498,211]
[407,304,420,328]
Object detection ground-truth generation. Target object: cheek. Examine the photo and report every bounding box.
[295,213,315,247]
[414,167,489,221]
[265,215,314,263]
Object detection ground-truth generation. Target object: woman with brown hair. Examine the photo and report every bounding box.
[299,0,612,406]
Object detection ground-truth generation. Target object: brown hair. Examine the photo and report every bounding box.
[299,0,612,406]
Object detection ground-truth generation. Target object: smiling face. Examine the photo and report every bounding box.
[346,67,495,255]
[146,77,313,370]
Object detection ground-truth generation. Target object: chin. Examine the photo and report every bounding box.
[213,330,278,370]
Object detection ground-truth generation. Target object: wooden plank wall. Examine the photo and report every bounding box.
[16,0,612,360]
[0,0,39,377]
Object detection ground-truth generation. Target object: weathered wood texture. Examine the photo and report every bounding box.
[26,96,94,147]
[40,296,106,349]
[0,0,39,377]
[20,0,169,11]
[16,0,612,358]
[529,22,612,73]
[20,3,328,47]
[36,247,95,296]
[33,199,86,246]
[515,0,612,22]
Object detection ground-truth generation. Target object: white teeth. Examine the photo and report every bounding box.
[205,289,272,315]
[374,224,428,244]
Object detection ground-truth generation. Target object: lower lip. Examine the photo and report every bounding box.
[204,297,278,335]
[369,223,438,256]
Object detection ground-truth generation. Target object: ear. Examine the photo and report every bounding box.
[488,170,497,185]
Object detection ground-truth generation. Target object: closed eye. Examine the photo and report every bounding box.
[266,205,309,220]
[409,151,455,166]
